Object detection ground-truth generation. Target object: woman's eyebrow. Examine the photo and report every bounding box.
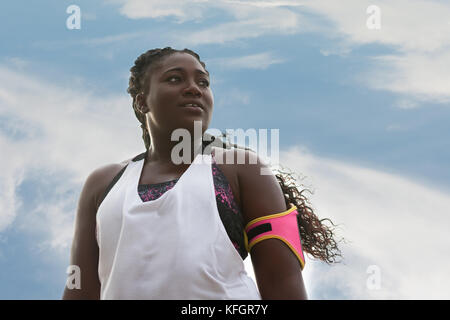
[162,67,209,77]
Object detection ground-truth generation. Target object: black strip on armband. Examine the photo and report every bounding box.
[247,223,272,242]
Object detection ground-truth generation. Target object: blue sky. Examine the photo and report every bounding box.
[1,0,449,299]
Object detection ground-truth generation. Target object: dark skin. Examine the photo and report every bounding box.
[62,52,307,300]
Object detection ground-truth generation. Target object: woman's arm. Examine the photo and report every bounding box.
[62,168,105,299]
[236,149,308,300]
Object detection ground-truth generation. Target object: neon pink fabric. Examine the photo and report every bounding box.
[245,206,305,270]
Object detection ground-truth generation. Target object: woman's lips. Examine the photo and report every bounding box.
[179,102,203,109]
[181,105,203,112]
[179,102,204,113]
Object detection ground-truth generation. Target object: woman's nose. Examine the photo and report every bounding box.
[182,80,202,96]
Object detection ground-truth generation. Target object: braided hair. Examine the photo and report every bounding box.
[127,47,344,265]
[127,47,208,151]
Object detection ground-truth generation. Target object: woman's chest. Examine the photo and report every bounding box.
[138,160,242,211]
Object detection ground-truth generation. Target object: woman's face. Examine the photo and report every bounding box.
[142,52,214,136]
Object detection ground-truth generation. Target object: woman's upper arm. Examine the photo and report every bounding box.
[62,167,105,299]
[236,149,308,300]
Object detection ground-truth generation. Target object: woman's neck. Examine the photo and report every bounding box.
[146,139,203,166]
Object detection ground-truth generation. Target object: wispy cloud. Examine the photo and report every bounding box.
[106,0,208,22]
[361,52,450,104]
[173,9,300,46]
[0,139,25,232]
[32,31,147,50]
[215,87,251,109]
[394,99,420,110]
[1,64,449,299]
[108,0,305,21]
[105,0,450,104]
[224,0,306,8]
[106,0,303,45]
[280,146,450,299]
[0,63,143,246]
[207,52,286,70]
[301,0,450,104]
[77,31,147,46]
[303,0,450,53]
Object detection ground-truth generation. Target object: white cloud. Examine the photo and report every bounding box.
[361,52,450,104]
[105,0,450,104]
[106,0,303,45]
[394,99,420,110]
[17,191,77,254]
[174,8,300,46]
[0,136,26,232]
[215,87,251,109]
[277,146,450,299]
[1,64,449,298]
[207,52,286,70]
[301,0,450,104]
[303,0,450,54]
[2,57,30,71]
[107,0,208,22]
[0,64,144,248]
[79,31,147,46]
[224,0,306,8]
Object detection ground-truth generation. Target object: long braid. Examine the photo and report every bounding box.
[273,167,344,264]
[127,47,343,264]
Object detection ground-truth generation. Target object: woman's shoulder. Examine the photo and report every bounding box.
[212,147,287,224]
[210,146,261,171]
[88,156,136,212]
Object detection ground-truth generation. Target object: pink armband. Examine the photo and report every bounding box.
[244,204,306,270]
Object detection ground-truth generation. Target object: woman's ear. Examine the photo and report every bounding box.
[136,92,150,114]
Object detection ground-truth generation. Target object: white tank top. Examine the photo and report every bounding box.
[96,151,261,299]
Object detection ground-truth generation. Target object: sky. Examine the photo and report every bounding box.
[0,0,449,299]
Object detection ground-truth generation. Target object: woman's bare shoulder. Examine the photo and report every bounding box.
[88,157,134,211]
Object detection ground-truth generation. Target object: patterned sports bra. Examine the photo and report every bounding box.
[137,154,248,260]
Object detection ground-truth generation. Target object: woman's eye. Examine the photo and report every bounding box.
[168,76,180,82]
[167,76,209,87]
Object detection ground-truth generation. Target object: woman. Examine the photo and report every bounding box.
[62,47,342,300]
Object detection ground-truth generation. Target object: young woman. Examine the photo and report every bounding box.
[62,47,342,300]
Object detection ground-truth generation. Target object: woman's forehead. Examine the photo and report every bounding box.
[157,52,207,74]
